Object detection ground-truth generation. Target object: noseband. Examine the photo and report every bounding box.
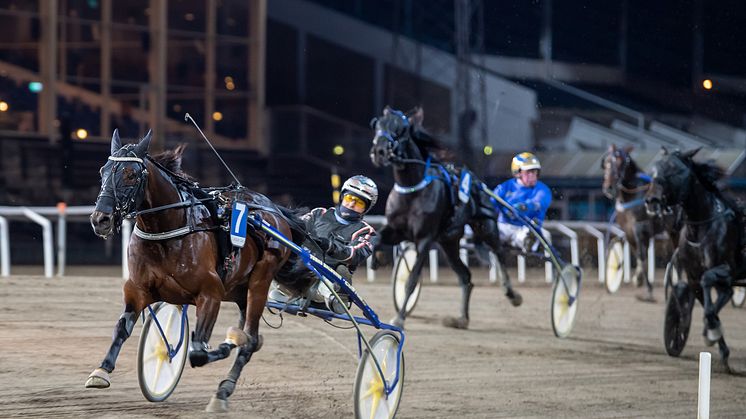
[96,153,149,226]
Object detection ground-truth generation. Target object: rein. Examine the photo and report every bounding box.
[120,155,222,241]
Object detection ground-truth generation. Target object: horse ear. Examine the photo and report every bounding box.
[682,147,702,159]
[134,130,152,156]
[173,144,187,169]
[408,107,424,127]
[110,129,122,155]
[661,146,669,156]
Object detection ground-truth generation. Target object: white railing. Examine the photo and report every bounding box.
[0,206,670,285]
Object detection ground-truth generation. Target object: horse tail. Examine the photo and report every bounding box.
[278,205,310,245]
[274,246,317,293]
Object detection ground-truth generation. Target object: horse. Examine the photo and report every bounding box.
[87,130,310,411]
[369,106,522,329]
[645,148,745,372]
[601,144,680,301]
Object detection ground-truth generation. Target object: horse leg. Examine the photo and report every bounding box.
[188,282,229,368]
[479,221,522,306]
[701,265,733,372]
[391,238,432,328]
[85,281,150,388]
[701,266,733,371]
[207,261,274,412]
[439,236,473,329]
[634,234,655,303]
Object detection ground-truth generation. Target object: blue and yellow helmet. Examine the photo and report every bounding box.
[511,152,541,175]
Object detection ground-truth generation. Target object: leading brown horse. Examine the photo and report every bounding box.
[87,130,308,412]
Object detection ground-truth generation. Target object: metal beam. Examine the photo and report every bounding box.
[248,0,267,153]
[205,0,216,135]
[148,0,168,148]
[101,0,112,136]
[39,0,58,140]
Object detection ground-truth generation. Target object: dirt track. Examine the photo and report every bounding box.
[2,268,746,418]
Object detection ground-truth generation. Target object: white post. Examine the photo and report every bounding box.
[366,255,375,282]
[22,208,54,278]
[623,241,631,283]
[698,351,711,419]
[122,219,133,279]
[56,210,66,277]
[517,255,525,283]
[0,216,9,277]
[648,237,655,284]
[582,225,605,284]
[543,228,553,283]
[429,248,438,283]
[488,251,498,283]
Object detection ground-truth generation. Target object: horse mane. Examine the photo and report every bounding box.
[687,157,742,213]
[151,144,194,180]
[689,158,726,193]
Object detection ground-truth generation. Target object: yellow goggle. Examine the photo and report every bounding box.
[342,194,366,209]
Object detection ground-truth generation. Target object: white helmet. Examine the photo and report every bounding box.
[341,175,378,214]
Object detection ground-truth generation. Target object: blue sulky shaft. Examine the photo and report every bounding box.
[248,213,405,396]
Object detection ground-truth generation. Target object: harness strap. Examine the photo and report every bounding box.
[394,156,436,194]
[134,224,194,240]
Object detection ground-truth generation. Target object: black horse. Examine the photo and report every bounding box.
[369,106,522,329]
[645,148,745,371]
[602,144,680,301]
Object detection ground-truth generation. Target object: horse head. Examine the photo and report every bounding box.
[645,147,700,217]
[90,129,152,239]
[601,143,635,199]
[369,106,422,168]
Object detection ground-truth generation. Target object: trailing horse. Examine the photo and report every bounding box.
[86,130,311,411]
[369,106,522,329]
[645,147,745,372]
[601,144,681,301]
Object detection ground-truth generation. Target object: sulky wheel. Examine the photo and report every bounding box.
[605,239,624,294]
[663,282,694,357]
[392,242,422,316]
[137,302,189,402]
[551,265,581,338]
[354,331,405,419]
[732,286,746,308]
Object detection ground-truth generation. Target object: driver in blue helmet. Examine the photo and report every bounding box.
[492,152,552,252]
[269,175,378,313]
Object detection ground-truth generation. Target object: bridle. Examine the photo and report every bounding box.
[603,149,650,198]
[95,146,149,231]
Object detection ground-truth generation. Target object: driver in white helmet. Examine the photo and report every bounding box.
[492,152,552,252]
[270,175,378,313]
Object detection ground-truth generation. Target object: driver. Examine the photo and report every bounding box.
[269,175,378,313]
[491,152,552,252]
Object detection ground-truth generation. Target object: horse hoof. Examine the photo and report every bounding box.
[225,326,249,347]
[189,349,209,368]
[635,293,656,303]
[205,395,229,413]
[390,316,405,329]
[704,326,723,347]
[442,316,469,329]
[84,368,111,389]
[715,360,732,374]
[507,291,523,307]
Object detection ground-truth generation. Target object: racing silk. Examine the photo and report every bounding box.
[300,207,376,272]
[492,178,552,227]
